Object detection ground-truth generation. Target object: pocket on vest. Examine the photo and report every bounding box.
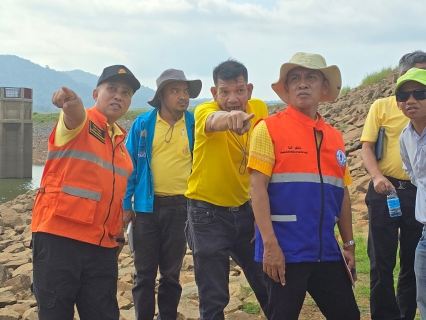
[54,181,102,224]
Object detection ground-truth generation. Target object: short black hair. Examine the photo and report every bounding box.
[212,59,248,85]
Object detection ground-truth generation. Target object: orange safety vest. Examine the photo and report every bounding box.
[255,106,347,263]
[31,107,133,248]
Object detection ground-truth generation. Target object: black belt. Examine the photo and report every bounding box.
[154,195,187,206]
[386,176,417,190]
[188,199,249,212]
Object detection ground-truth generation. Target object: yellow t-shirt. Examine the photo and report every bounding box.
[248,120,352,186]
[185,98,268,206]
[360,96,410,180]
[151,112,192,196]
[55,109,123,146]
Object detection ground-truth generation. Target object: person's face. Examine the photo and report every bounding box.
[210,76,253,112]
[93,80,133,125]
[284,67,329,111]
[397,81,426,122]
[159,81,190,113]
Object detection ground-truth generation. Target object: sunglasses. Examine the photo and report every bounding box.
[396,89,426,102]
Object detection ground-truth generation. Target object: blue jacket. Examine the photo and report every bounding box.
[123,108,195,212]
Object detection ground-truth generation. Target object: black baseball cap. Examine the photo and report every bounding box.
[97,65,141,93]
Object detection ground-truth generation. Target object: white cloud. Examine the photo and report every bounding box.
[0,0,425,100]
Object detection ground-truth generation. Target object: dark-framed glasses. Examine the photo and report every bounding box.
[396,89,426,102]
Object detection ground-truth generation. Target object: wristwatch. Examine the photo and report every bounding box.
[343,240,355,248]
[115,238,126,243]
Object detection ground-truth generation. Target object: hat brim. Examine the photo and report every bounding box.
[271,63,342,104]
[147,79,202,107]
[395,78,426,92]
[103,74,141,93]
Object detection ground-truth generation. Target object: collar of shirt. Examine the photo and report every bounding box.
[107,122,124,139]
[156,111,186,125]
[407,121,426,139]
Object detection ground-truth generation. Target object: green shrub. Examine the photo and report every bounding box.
[33,112,60,124]
[360,66,396,87]
[242,302,261,314]
[32,109,151,123]
[340,86,351,95]
[119,109,148,120]
[338,123,349,132]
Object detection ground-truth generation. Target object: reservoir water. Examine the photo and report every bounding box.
[0,165,44,204]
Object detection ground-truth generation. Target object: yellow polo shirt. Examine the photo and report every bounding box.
[360,96,410,180]
[185,99,268,206]
[54,109,123,146]
[151,112,192,196]
[248,120,352,186]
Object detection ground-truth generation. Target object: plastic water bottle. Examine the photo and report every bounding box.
[387,189,402,217]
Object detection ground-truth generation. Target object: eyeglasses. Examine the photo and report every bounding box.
[396,89,426,102]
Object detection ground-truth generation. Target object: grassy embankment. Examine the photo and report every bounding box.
[340,66,397,95]
[32,109,151,124]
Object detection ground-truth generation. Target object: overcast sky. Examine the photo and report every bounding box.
[1,0,425,100]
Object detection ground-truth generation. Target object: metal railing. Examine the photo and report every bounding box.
[0,87,32,99]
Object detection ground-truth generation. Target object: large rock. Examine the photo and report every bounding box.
[3,274,32,299]
[12,263,32,278]
[22,307,39,320]
[0,308,21,320]
[0,208,23,228]
[0,291,17,308]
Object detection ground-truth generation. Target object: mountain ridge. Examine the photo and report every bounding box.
[0,55,156,112]
[0,55,283,113]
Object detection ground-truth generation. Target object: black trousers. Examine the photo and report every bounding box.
[264,261,360,320]
[186,201,268,320]
[32,232,119,320]
[366,178,423,320]
[132,201,187,320]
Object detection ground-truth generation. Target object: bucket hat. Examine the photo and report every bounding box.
[148,69,202,107]
[271,52,342,103]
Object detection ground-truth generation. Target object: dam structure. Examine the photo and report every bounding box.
[0,87,33,178]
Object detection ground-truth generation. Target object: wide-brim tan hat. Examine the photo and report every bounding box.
[148,69,202,107]
[271,52,342,104]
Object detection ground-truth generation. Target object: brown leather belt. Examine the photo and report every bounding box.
[154,195,187,206]
[188,199,250,212]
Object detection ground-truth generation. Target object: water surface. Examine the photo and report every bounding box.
[0,165,44,204]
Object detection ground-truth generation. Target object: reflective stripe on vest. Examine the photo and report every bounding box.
[47,149,129,178]
[271,215,297,222]
[62,185,102,201]
[270,173,344,188]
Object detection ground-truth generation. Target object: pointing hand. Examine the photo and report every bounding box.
[51,86,82,110]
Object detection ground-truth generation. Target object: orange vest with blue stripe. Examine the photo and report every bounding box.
[255,106,347,263]
[31,107,133,248]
